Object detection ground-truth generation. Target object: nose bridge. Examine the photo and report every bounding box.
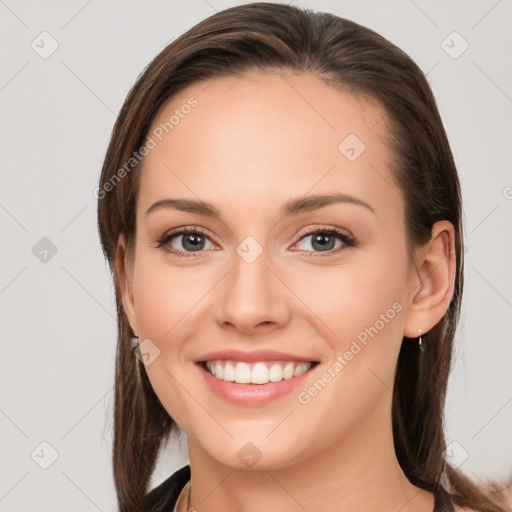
[214,238,289,332]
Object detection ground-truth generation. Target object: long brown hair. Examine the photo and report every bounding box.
[97,3,510,511]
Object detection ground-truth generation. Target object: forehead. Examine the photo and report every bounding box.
[137,70,401,222]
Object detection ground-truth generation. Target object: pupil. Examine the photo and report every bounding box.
[313,233,334,251]
[184,233,204,251]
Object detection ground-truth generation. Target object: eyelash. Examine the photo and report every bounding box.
[153,226,356,258]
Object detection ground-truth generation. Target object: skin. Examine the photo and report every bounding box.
[116,70,457,512]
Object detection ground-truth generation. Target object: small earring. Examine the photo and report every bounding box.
[418,329,424,352]
[130,328,139,348]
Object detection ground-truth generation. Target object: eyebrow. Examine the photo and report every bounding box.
[145,193,376,218]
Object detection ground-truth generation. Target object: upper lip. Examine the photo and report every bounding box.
[195,349,319,363]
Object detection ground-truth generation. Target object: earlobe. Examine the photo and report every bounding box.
[114,233,138,334]
[404,220,457,338]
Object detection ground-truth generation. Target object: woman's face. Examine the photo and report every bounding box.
[119,71,424,470]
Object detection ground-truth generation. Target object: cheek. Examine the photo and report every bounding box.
[291,253,408,433]
[296,251,408,347]
[130,253,207,430]
[131,251,211,341]
[341,254,408,390]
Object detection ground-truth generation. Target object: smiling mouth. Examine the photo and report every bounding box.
[200,359,320,385]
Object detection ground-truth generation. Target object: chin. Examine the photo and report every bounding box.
[195,434,311,472]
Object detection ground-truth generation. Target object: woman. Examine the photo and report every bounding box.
[97,3,510,512]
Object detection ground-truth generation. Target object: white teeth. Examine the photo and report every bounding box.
[251,362,269,384]
[234,362,251,383]
[223,362,235,382]
[204,360,313,384]
[269,363,283,382]
[215,362,224,379]
[283,362,295,380]
[293,363,310,377]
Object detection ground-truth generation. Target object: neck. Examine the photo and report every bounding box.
[184,396,434,512]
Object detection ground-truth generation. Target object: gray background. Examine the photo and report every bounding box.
[1,0,511,510]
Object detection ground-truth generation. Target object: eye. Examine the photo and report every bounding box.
[292,227,356,256]
[153,227,216,257]
[153,225,356,258]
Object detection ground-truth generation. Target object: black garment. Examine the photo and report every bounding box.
[139,464,191,512]
[139,464,455,512]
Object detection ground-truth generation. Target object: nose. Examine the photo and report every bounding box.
[214,247,291,335]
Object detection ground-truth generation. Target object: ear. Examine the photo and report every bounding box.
[114,233,138,335]
[403,220,457,338]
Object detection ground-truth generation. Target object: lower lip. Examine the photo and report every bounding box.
[195,362,319,406]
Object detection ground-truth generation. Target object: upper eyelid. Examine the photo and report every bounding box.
[160,225,351,241]
[295,225,353,240]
